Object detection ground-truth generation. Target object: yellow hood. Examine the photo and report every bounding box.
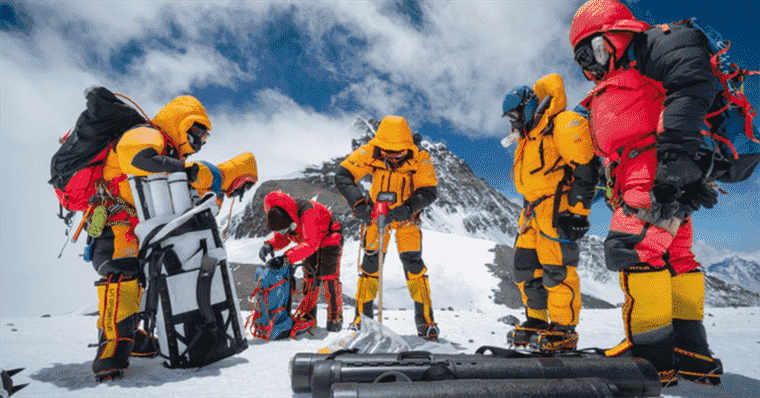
[532,73,567,120]
[369,115,417,152]
[152,95,211,156]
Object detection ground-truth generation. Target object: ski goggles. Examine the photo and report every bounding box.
[504,110,521,122]
[380,149,407,161]
[187,123,211,149]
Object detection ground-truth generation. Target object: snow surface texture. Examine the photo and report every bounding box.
[2,229,759,397]
[1,307,758,397]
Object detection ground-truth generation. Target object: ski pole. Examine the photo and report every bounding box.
[372,192,397,323]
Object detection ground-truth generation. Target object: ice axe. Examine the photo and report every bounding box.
[1,368,28,397]
[372,191,397,323]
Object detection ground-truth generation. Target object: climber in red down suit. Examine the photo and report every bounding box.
[259,191,344,333]
[569,0,723,386]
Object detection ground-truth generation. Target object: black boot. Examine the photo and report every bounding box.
[131,329,159,358]
[507,317,550,347]
[326,321,343,332]
[530,323,579,353]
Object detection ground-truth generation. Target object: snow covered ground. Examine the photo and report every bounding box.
[1,306,758,397]
[2,229,758,397]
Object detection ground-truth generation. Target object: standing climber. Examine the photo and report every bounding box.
[334,115,440,341]
[501,73,599,353]
[569,0,722,386]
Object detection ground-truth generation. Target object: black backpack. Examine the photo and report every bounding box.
[49,87,146,213]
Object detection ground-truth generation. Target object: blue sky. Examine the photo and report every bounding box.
[1,0,758,316]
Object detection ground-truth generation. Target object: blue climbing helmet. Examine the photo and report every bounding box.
[502,86,539,132]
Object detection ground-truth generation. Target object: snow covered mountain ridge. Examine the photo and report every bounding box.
[224,117,759,308]
[227,117,522,245]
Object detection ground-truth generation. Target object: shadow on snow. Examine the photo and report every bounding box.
[662,373,760,398]
[28,355,249,390]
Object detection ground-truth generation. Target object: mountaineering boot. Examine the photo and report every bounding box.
[324,277,344,332]
[326,320,343,332]
[131,328,159,358]
[348,315,362,331]
[417,322,440,342]
[675,348,722,386]
[407,273,437,341]
[507,317,550,347]
[351,273,378,331]
[673,318,722,386]
[93,274,142,381]
[323,277,344,332]
[529,323,579,353]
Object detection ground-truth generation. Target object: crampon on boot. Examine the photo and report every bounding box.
[529,323,578,353]
[675,347,723,386]
[507,318,550,347]
[326,319,343,332]
[417,322,440,342]
[131,329,158,358]
[348,314,364,331]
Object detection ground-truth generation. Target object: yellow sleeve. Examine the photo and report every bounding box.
[339,145,373,182]
[552,111,595,166]
[116,127,166,176]
[412,150,437,189]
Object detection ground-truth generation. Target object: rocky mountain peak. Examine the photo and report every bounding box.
[227,116,522,244]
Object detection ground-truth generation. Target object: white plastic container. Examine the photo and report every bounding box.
[167,171,192,214]
[147,173,172,217]
[128,175,154,221]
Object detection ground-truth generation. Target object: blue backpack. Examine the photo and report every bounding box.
[245,262,317,340]
[679,18,760,183]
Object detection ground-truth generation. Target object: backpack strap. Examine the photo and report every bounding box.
[673,19,760,155]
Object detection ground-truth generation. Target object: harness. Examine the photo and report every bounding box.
[515,115,575,242]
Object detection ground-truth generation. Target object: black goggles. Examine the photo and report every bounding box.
[505,110,521,122]
[574,43,597,69]
[189,123,210,140]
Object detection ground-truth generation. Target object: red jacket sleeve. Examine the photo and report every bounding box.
[266,233,292,251]
[284,206,331,264]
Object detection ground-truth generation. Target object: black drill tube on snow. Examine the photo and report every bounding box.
[330,377,638,398]
[299,353,660,398]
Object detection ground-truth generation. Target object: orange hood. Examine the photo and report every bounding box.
[152,95,211,156]
[369,115,418,153]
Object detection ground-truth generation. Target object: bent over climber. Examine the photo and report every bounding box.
[501,73,599,353]
[334,115,440,341]
[88,94,257,381]
[569,0,723,386]
[259,191,345,333]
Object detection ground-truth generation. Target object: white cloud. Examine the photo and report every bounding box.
[302,1,590,135]
[198,89,357,182]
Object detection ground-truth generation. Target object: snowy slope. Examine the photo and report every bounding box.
[2,308,758,397]
[226,229,505,315]
[3,228,757,397]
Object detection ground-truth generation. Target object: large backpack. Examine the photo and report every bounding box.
[49,87,147,213]
[245,261,319,340]
[136,191,249,368]
[677,18,760,183]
